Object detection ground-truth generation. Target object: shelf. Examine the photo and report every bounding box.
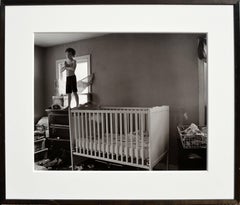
[50,124,69,129]
[47,137,70,142]
[34,138,46,143]
[35,148,48,154]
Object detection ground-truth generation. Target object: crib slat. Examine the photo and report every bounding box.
[143,113,146,134]
[77,113,81,154]
[93,113,96,156]
[77,113,82,153]
[105,113,109,158]
[78,113,81,153]
[89,113,92,155]
[73,115,78,152]
[75,113,78,153]
[141,113,144,165]
[110,113,113,160]
[135,113,139,164]
[85,112,88,154]
[73,113,77,152]
[77,113,80,153]
[130,112,133,163]
[97,113,100,156]
[68,112,74,170]
[124,113,128,162]
[101,113,104,155]
[81,112,85,154]
[81,113,84,154]
[115,113,118,160]
[120,113,123,162]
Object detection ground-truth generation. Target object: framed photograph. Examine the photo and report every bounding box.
[1,0,239,204]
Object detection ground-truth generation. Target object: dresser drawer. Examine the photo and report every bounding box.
[48,114,69,125]
[49,127,69,139]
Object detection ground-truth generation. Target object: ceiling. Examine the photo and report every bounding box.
[34,32,108,47]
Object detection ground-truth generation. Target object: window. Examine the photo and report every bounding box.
[56,55,91,107]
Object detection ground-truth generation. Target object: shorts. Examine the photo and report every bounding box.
[66,75,78,93]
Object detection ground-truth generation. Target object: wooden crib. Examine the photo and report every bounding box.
[68,106,169,170]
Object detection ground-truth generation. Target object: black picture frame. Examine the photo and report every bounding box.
[0,0,239,204]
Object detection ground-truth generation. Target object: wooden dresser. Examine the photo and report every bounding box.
[45,109,71,169]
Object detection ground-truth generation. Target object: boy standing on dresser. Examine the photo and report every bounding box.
[61,48,79,108]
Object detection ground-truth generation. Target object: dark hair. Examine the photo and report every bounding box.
[65,48,76,56]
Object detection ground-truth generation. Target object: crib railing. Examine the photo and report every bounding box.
[69,108,150,169]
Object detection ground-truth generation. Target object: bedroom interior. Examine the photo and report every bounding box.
[34,33,207,171]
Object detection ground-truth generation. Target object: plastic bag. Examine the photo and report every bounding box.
[77,73,94,93]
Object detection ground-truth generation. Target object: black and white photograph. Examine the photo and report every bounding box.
[34,32,208,171]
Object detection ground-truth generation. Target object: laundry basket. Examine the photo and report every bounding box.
[177,125,207,149]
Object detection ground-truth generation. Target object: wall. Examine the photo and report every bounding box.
[34,46,46,124]
[39,33,200,165]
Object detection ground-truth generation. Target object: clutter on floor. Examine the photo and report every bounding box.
[34,116,49,162]
[73,158,165,171]
[72,153,169,171]
[34,163,48,171]
[35,158,71,170]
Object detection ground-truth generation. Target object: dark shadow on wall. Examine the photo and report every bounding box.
[34,46,47,124]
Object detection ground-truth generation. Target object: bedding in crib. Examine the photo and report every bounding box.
[74,131,149,158]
